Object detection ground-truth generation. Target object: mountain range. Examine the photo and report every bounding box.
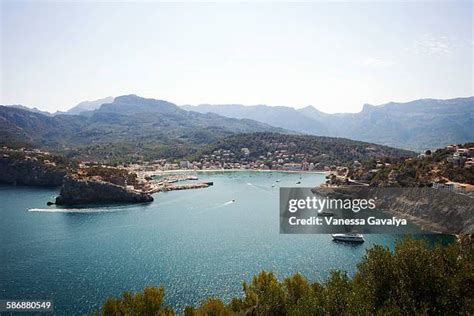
[183,97,474,151]
[2,95,472,159]
[0,95,285,161]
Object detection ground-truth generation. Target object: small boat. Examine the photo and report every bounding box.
[296,181,301,184]
[317,211,334,217]
[231,199,236,203]
[276,179,281,182]
[331,233,364,242]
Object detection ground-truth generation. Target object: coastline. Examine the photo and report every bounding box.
[312,185,473,235]
[159,169,329,175]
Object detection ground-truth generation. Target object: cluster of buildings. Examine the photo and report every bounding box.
[432,181,473,194]
[132,148,329,172]
[186,148,326,171]
[417,146,474,168]
[445,145,474,169]
[417,145,474,169]
[432,145,474,194]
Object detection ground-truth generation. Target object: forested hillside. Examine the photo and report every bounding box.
[196,133,415,166]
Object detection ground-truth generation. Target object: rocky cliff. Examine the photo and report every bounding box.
[313,186,473,234]
[0,156,66,186]
[55,177,153,205]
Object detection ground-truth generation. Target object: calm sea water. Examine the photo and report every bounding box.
[0,171,452,315]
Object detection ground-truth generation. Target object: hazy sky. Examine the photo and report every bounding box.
[1,1,472,113]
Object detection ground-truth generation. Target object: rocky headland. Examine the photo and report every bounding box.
[0,150,67,186]
[0,147,154,206]
[55,176,153,205]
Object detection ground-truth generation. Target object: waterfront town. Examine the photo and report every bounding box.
[2,143,473,198]
[127,147,329,173]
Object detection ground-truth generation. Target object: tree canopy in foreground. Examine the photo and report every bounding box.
[97,237,473,315]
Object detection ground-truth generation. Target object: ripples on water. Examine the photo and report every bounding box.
[0,172,452,314]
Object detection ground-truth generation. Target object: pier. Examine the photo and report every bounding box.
[162,182,212,192]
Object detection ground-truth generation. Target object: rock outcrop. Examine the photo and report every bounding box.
[0,156,66,186]
[313,186,473,234]
[55,177,153,205]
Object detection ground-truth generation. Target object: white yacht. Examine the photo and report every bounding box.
[331,233,364,242]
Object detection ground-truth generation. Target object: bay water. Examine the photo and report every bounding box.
[0,171,451,314]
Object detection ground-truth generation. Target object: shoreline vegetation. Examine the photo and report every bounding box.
[0,129,418,206]
[1,144,472,234]
[316,142,474,234]
[95,237,474,316]
[0,146,325,205]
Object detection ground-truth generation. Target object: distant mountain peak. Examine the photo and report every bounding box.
[95,95,183,115]
[183,103,329,135]
[113,94,174,106]
[6,104,53,116]
[299,105,326,114]
[361,103,376,111]
[112,94,140,103]
[66,96,114,115]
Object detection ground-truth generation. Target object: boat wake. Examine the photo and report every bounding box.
[245,182,272,192]
[197,200,236,214]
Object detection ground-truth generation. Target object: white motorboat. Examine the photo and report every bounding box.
[331,233,364,242]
